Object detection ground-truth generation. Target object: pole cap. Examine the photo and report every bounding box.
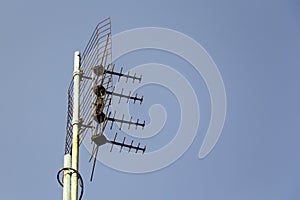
[74,51,80,56]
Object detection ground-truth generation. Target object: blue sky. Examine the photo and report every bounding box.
[0,0,299,199]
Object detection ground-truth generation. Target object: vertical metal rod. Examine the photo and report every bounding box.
[63,154,71,200]
[91,29,98,137]
[71,51,81,200]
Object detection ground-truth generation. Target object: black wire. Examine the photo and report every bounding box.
[56,167,84,200]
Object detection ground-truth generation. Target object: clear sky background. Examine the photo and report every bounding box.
[0,0,299,200]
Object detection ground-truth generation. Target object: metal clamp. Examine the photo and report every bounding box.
[56,167,84,200]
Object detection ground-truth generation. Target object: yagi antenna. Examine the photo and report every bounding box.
[93,85,144,104]
[92,64,142,83]
[89,132,146,181]
[57,18,148,200]
[109,133,146,154]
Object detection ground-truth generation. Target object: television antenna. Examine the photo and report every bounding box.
[57,18,146,200]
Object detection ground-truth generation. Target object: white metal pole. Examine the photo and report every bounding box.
[63,154,71,200]
[71,51,81,200]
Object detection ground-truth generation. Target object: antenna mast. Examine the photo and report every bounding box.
[70,51,81,200]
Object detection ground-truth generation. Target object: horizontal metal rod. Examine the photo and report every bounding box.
[105,70,141,82]
[108,140,146,153]
[106,91,143,103]
[107,117,145,127]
